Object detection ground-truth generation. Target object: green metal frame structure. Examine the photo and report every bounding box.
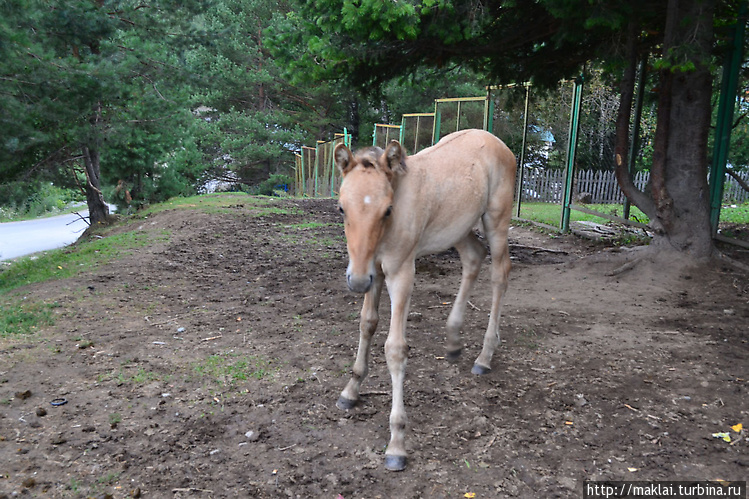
[433,96,492,144]
[709,1,747,236]
[400,113,435,153]
[372,124,401,148]
[560,76,584,232]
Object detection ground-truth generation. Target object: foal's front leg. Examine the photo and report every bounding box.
[337,270,384,410]
[383,265,415,471]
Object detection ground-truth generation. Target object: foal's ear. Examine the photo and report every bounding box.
[382,140,407,178]
[334,144,355,176]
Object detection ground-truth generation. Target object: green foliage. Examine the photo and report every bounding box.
[0,0,213,211]
[0,181,85,221]
[1,0,746,234]
[246,174,294,196]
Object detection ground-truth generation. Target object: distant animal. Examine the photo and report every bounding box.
[334,129,516,471]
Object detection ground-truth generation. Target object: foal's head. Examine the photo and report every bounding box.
[335,141,407,293]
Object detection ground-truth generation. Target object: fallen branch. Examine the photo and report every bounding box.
[607,257,643,276]
[510,244,568,255]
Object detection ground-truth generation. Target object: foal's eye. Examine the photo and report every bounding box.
[338,205,345,216]
[384,206,392,218]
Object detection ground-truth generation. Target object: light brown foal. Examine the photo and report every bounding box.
[334,129,516,471]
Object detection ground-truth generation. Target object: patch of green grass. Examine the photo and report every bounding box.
[513,327,539,350]
[193,352,275,386]
[98,366,164,385]
[720,202,749,224]
[0,229,153,294]
[138,193,301,218]
[278,225,344,257]
[0,300,58,337]
[130,367,162,384]
[519,201,748,240]
[516,202,650,228]
[69,477,81,492]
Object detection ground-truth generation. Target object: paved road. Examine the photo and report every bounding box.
[0,211,91,261]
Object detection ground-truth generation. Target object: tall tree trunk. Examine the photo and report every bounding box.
[614,21,659,226]
[81,8,109,226]
[653,0,715,257]
[82,145,109,225]
[614,0,714,258]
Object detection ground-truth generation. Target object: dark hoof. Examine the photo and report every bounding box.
[471,363,491,375]
[336,396,358,410]
[384,454,407,471]
[446,349,462,362]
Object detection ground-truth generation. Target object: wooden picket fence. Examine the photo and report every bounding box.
[521,169,748,204]
[723,171,749,202]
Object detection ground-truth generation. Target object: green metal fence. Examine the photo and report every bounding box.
[400,113,435,154]
[373,124,401,149]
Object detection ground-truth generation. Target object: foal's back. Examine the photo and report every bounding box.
[386,129,516,257]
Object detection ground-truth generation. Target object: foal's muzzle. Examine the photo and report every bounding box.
[346,272,374,293]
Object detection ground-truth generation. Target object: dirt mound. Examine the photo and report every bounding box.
[1,197,747,498]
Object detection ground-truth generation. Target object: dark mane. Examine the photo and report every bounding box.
[355,147,384,169]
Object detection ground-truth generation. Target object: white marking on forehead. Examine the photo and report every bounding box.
[363,195,372,205]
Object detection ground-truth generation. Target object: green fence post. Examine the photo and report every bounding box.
[515,84,531,218]
[432,109,441,145]
[314,142,321,197]
[561,76,584,232]
[709,0,747,234]
[300,152,306,197]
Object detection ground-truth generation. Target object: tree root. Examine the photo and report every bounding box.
[716,252,749,274]
[607,257,644,276]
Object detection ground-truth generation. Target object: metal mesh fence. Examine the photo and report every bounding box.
[434,97,487,141]
[373,124,401,149]
[400,113,435,154]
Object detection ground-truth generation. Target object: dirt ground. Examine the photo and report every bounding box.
[1,196,748,498]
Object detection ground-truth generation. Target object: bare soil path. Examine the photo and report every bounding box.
[1,196,747,498]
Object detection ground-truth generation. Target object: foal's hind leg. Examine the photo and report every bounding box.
[337,270,384,410]
[472,212,511,375]
[446,232,487,361]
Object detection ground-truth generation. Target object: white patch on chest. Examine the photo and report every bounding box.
[363,195,372,205]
